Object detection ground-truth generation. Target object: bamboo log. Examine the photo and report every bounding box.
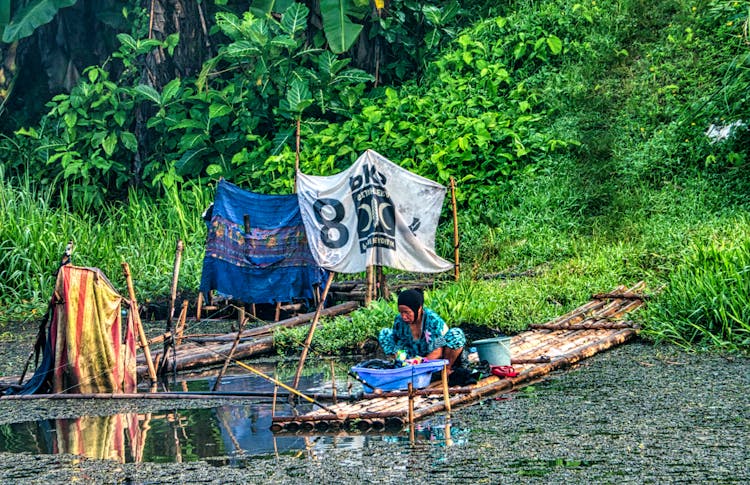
[511,356,551,364]
[136,336,273,376]
[272,408,407,423]
[185,301,358,344]
[592,291,647,300]
[530,322,636,330]
[122,262,157,383]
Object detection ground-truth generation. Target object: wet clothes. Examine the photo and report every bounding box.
[378,308,466,359]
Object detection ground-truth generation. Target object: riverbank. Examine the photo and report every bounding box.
[0,341,747,484]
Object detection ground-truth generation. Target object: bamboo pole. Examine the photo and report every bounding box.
[364,265,373,306]
[160,239,184,378]
[441,364,451,413]
[450,176,459,281]
[330,360,338,405]
[231,359,341,416]
[175,300,189,345]
[408,382,415,443]
[212,306,246,392]
[377,265,390,300]
[167,240,183,339]
[292,271,336,389]
[195,292,203,321]
[0,391,320,401]
[122,262,157,383]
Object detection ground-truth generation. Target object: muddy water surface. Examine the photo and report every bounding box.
[0,341,747,484]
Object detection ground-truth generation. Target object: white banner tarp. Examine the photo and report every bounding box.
[296,149,453,273]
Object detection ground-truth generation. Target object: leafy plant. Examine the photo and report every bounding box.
[1,0,77,42]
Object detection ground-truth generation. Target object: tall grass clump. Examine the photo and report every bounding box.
[0,174,212,325]
[640,235,750,353]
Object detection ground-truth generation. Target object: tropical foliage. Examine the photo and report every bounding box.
[0,0,749,355]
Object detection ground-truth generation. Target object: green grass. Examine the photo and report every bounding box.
[0,171,212,323]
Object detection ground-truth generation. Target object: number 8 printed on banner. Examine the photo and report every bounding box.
[313,198,349,249]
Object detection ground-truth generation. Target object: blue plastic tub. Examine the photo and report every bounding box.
[351,359,449,392]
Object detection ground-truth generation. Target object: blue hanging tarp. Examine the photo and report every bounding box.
[199,180,326,305]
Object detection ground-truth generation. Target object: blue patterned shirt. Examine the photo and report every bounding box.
[390,308,449,358]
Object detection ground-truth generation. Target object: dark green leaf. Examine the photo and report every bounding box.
[102,132,117,157]
[134,84,161,105]
[2,0,77,43]
[209,103,233,119]
[286,78,313,113]
[120,131,137,152]
[225,40,261,58]
[116,33,137,52]
[161,79,181,103]
[320,0,367,54]
[331,68,374,85]
[280,2,308,36]
[272,127,295,155]
[175,147,210,175]
[215,12,242,39]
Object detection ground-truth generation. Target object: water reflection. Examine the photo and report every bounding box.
[0,361,469,463]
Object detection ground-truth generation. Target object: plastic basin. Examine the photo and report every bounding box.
[351,359,449,392]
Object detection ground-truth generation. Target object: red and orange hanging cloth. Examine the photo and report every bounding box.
[51,265,137,394]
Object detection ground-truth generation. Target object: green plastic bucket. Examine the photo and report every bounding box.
[473,337,512,366]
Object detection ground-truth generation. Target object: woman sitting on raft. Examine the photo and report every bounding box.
[378,289,466,371]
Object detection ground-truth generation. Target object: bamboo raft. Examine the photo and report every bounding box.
[270,281,647,433]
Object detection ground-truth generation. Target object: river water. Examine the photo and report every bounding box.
[0,340,747,484]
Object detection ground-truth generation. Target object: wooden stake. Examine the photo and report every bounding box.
[175,300,189,346]
[161,239,184,378]
[167,240,184,333]
[272,383,278,417]
[292,271,336,389]
[195,292,203,322]
[330,359,338,405]
[122,262,157,383]
[441,364,451,413]
[364,265,373,306]
[213,306,246,392]
[450,176,459,281]
[408,382,415,442]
